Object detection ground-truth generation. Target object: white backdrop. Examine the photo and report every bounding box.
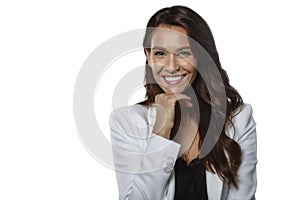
[1,0,300,199]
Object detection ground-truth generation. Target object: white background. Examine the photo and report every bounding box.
[1,0,300,199]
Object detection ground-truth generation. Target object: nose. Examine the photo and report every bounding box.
[165,53,179,72]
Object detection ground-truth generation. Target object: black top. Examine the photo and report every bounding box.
[174,157,208,200]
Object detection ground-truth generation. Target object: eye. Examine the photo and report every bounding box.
[178,51,191,57]
[154,51,166,56]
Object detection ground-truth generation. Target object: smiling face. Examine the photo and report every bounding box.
[146,24,197,94]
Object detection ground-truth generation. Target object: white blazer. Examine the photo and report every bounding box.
[110,103,257,200]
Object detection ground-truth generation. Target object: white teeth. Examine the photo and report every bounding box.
[164,76,183,81]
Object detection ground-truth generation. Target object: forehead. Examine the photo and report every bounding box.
[150,25,191,49]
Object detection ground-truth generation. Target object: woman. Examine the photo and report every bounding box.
[110,5,257,200]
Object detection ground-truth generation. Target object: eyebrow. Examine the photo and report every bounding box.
[151,46,191,51]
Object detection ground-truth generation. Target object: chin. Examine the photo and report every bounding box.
[162,87,186,94]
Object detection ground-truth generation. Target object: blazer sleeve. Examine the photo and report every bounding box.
[109,106,181,200]
[227,104,257,200]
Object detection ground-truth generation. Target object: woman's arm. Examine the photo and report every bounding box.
[227,104,257,200]
[110,106,180,200]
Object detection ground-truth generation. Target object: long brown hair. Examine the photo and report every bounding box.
[139,5,243,188]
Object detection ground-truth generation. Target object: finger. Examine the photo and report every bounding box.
[155,93,192,106]
[177,98,193,107]
[173,93,190,99]
[171,93,191,101]
[182,100,193,107]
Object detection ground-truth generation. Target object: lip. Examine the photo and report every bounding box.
[162,74,187,85]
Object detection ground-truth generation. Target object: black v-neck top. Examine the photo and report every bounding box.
[174,157,208,200]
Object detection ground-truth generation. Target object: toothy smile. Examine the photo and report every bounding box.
[162,74,186,85]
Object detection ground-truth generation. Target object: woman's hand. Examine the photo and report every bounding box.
[152,93,192,139]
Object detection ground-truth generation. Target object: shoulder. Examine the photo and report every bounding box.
[232,103,255,125]
[109,104,149,130]
[226,103,256,142]
[110,104,148,119]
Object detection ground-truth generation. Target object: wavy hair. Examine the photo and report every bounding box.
[139,5,243,188]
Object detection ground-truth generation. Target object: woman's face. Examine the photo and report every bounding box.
[146,24,197,94]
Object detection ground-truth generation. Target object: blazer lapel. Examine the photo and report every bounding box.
[206,171,224,200]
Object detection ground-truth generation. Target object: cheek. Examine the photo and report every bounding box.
[179,57,197,69]
[191,70,197,82]
[188,65,197,82]
[183,63,197,77]
[149,62,163,74]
